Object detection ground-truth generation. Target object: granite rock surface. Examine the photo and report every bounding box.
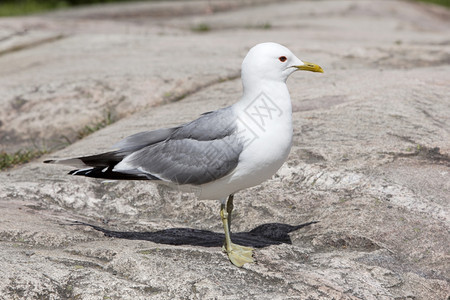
[0,1,449,299]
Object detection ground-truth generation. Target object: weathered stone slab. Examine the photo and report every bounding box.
[0,0,449,299]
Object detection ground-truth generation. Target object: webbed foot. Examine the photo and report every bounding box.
[223,242,254,267]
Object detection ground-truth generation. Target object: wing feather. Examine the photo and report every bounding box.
[47,106,243,184]
[114,107,243,185]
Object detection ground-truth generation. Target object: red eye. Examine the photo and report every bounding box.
[279,56,287,62]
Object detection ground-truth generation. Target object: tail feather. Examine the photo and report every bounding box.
[44,158,87,168]
[45,151,158,181]
[69,166,156,181]
[44,151,125,167]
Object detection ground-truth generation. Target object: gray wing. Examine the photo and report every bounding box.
[116,107,243,185]
[111,128,178,152]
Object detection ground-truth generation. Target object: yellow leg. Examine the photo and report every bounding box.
[220,195,254,267]
[226,194,234,233]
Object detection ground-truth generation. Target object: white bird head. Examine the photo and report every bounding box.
[241,42,323,84]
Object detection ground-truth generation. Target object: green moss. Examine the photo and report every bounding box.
[261,22,272,29]
[0,0,158,17]
[415,0,450,7]
[0,0,67,17]
[0,148,48,170]
[1,0,449,18]
[191,23,210,32]
[77,110,115,139]
[246,22,272,30]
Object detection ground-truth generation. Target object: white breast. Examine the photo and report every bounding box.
[197,86,293,200]
[231,92,293,188]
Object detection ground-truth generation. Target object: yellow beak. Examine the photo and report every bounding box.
[295,61,324,73]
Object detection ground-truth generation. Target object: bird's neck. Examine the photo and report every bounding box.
[234,79,292,116]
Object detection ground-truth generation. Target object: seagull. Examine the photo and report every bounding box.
[44,42,323,267]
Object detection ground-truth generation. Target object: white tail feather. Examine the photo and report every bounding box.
[44,158,87,168]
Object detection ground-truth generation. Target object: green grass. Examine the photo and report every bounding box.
[260,22,272,30]
[0,0,67,17]
[191,23,210,32]
[0,0,150,17]
[77,110,115,139]
[1,0,448,17]
[0,148,48,170]
[246,22,272,30]
[416,0,450,7]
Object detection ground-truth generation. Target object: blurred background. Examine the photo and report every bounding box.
[1,0,449,17]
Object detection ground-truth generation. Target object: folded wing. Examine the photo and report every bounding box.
[45,107,243,185]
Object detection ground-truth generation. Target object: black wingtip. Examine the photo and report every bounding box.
[68,166,153,181]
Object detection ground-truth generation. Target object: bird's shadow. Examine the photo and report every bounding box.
[69,221,318,248]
